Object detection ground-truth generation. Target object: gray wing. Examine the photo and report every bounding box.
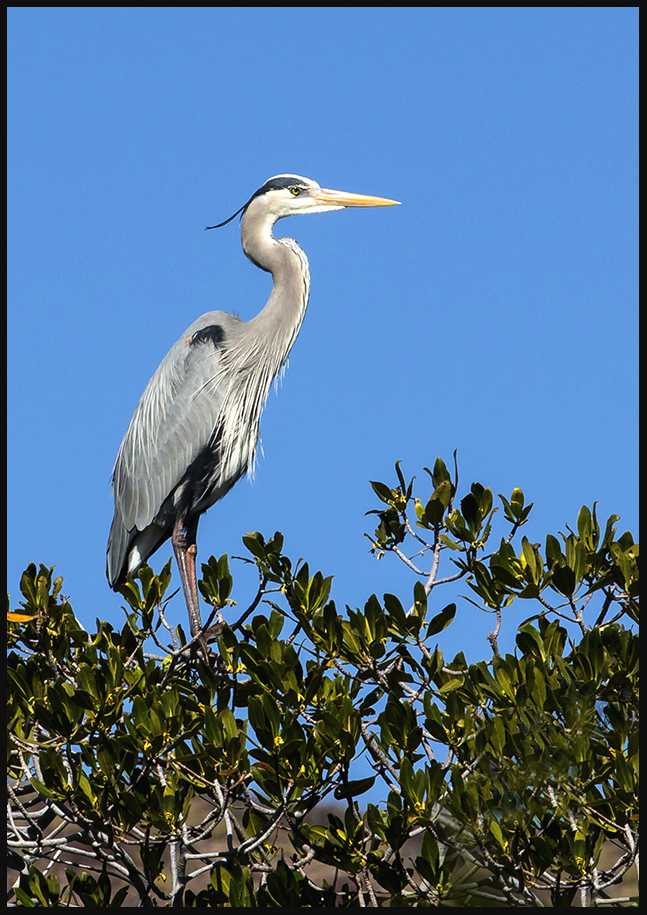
[107,311,242,584]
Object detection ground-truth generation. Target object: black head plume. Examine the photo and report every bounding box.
[205,179,275,230]
[206,201,249,230]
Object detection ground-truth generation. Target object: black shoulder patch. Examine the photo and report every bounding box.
[189,324,225,348]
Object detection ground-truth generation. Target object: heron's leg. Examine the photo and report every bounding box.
[171,512,203,642]
[184,515,201,630]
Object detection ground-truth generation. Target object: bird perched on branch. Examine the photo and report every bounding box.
[107,174,399,643]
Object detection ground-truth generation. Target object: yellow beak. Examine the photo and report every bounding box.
[310,188,400,208]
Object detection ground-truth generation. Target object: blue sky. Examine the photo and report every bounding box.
[8,8,638,663]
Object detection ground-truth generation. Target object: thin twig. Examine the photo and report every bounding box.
[487,608,502,657]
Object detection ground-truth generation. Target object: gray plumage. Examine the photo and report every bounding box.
[106,174,398,640]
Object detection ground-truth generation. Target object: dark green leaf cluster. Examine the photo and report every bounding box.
[7,459,638,906]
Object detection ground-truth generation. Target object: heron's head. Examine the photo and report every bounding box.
[207,174,399,230]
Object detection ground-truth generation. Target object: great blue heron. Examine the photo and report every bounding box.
[107,174,399,644]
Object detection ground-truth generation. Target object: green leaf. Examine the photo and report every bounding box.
[521,537,543,584]
[489,715,505,755]
[399,757,415,800]
[27,777,60,800]
[370,480,397,505]
[427,456,451,488]
[412,580,428,620]
[426,603,456,636]
[416,830,440,883]
[545,533,563,564]
[28,867,51,907]
[488,817,506,850]
[242,532,267,560]
[577,504,594,547]
[13,887,36,907]
[131,695,150,733]
[334,776,376,800]
[601,513,620,549]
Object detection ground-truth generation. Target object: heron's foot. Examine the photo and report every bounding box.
[193,631,215,665]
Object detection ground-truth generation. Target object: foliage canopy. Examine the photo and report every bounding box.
[7,458,638,906]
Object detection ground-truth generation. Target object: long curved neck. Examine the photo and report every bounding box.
[213,200,312,479]
[238,199,311,371]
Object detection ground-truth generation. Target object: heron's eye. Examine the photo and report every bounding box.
[290,187,301,196]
